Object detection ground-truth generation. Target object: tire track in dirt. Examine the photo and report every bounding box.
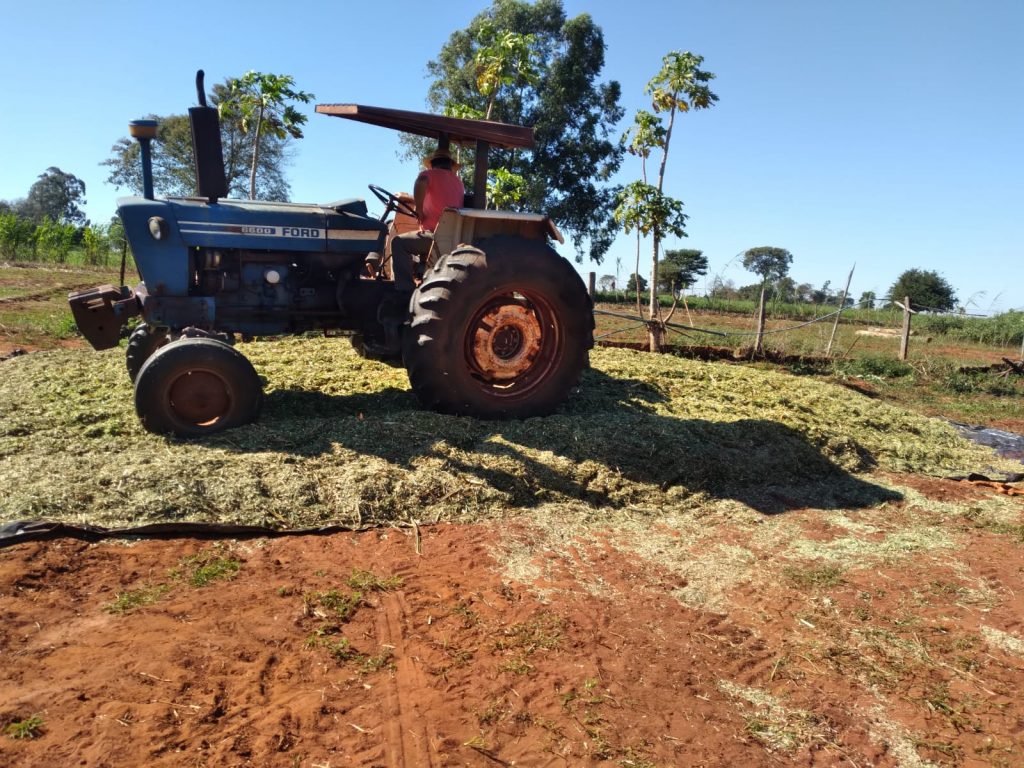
[372,587,440,767]
[0,284,85,305]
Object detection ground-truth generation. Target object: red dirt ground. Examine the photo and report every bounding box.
[2,479,1024,768]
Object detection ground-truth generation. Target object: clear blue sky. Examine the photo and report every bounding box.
[1,0,1021,312]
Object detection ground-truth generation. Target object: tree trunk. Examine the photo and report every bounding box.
[649,227,662,353]
[249,106,264,200]
[656,105,676,193]
[648,321,665,353]
[633,231,643,323]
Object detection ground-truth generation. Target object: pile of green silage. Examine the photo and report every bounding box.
[0,340,1012,529]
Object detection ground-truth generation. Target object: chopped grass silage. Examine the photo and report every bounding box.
[0,340,1014,529]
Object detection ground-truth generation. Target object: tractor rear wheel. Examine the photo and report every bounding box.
[134,338,262,437]
[403,237,593,418]
[125,324,169,382]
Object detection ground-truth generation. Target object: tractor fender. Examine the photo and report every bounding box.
[429,209,563,269]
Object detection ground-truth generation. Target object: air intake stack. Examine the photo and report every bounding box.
[128,119,158,200]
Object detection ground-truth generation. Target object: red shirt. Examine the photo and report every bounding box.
[416,169,465,231]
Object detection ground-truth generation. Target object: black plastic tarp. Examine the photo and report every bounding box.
[951,422,1024,462]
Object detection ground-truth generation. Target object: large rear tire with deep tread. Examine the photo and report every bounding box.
[403,236,593,418]
[134,338,262,437]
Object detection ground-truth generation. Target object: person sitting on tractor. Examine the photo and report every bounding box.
[390,146,465,296]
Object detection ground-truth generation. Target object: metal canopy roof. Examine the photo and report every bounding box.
[315,104,534,150]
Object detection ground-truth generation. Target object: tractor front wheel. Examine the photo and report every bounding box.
[125,324,169,382]
[134,338,262,437]
[403,237,593,418]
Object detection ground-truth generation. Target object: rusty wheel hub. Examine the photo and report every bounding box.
[469,302,544,382]
[168,370,230,426]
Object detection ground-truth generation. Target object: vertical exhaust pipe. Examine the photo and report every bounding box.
[190,70,228,203]
[129,119,159,200]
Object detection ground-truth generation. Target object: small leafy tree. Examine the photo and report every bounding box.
[598,274,616,292]
[859,290,877,309]
[888,269,957,312]
[82,223,108,266]
[33,219,76,263]
[774,276,798,303]
[472,22,539,121]
[626,272,648,293]
[810,280,832,305]
[219,72,313,200]
[658,248,707,293]
[0,212,35,259]
[443,22,540,203]
[742,246,793,284]
[486,167,527,209]
[614,51,718,350]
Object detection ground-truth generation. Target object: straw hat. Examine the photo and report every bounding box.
[423,147,459,169]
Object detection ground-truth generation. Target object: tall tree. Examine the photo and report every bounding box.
[218,72,313,200]
[415,0,624,262]
[103,82,292,201]
[19,167,87,225]
[889,269,957,312]
[615,51,718,351]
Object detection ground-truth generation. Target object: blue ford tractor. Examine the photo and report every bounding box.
[69,72,593,437]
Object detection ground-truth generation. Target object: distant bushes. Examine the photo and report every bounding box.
[0,212,128,267]
[919,310,1024,348]
[835,355,914,379]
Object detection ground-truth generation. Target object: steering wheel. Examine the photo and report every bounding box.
[368,184,417,220]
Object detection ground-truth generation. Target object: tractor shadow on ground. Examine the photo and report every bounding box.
[247,368,901,516]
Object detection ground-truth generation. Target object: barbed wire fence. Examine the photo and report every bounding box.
[586,273,1024,363]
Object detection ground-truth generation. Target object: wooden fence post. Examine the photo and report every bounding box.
[825,264,855,357]
[754,285,767,356]
[899,295,912,361]
[588,272,596,297]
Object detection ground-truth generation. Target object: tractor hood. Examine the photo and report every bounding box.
[118,196,383,258]
[160,197,380,252]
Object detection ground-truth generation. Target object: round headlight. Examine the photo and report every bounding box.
[148,216,168,241]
